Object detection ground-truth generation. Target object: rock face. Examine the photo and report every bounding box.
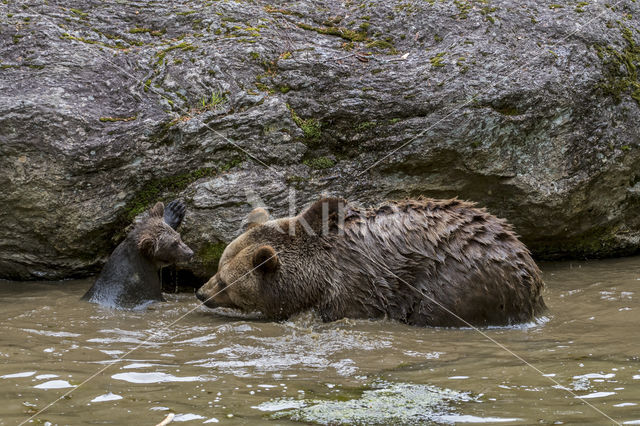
[1,0,640,281]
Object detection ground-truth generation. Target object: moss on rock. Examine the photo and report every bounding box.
[303,156,335,170]
[595,24,640,105]
[287,104,322,144]
[196,241,227,272]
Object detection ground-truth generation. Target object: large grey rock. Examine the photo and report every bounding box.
[1,0,639,280]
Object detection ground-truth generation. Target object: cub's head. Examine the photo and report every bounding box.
[136,202,194,266]
[196,198,347,320]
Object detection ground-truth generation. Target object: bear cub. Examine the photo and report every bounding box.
[196,197,547,327]
[83,200,193,309]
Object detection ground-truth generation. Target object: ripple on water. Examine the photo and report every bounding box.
[22,329,81,338]
[573,373,616,379]
[99,349,124,356]
[33,380,75,389]
[111,372,205,384]
[91,392,123,403]
[576,391,617,399]
[253,399,307,412]
[185,324,392,377]
[122,363,156,369]
[35,374,58,380]
[173,413,205,422]
[437,414,521,423]
[1,371,36,379]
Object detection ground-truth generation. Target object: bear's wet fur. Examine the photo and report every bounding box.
[83,200,194,309]
[196,197,547,327]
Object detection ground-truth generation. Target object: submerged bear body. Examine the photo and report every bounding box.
[83,200,193,309]
[197,198,546,327]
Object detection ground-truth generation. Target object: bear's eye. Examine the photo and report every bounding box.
[171,240,179,247]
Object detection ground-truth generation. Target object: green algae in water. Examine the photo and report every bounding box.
[258,382,473,425]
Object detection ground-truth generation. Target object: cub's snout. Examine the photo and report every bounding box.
[179,243,194,262]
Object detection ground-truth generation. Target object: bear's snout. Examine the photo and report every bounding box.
[180,243,194,261]
[196,286,221,308]
[196,287,214,304]
[185,246,194,260]
[196,275,237,309]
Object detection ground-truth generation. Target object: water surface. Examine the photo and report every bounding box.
[1,257,639,424]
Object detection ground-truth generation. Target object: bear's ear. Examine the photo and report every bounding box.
[137,233,157,257]
[149,202,164,218]
[298,197,346,236]
[246,207,269,230]
[252,245,279,273]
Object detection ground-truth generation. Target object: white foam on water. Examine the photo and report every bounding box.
[403,350,442,359]
[100,350,124,356]
[175,335,218,345]
[448,376,469,380]
[122,363,155,369]
[87,337,145,344]
[614,403,637,407]
[576,391,616,399]
[1,371,36,379]
[573,373,615,379]
[23,328,81,338]
[252,399,306,412]
[332,358,357,376]
[623,421,640,425]
[112,372,203,384]
[173,413,205,421]
[91,392,123,402]
[34,380,75,389]
[35,374,58,380]
[203,418,219,423]
[438,414,520,423]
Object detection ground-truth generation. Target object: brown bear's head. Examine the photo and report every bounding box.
[196,198,348,319]
[136,202,194,266]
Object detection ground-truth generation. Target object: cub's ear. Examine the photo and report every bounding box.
[149,202,164,218]
[137,233,157,257]
[252,245,279,273]
[246,207,269,230]
[298,197,346,235]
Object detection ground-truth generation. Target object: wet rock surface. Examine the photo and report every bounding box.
[1,0,639,280]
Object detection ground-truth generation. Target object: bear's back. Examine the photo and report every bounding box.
[335,198,546,326]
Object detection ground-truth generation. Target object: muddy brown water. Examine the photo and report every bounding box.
[1,257,639,425]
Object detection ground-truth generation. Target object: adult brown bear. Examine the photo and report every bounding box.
[83,200,193,309]
[196,197,547,327]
